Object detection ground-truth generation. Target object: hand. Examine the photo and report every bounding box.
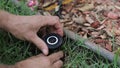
[4,15,63,55]
[14,51,63,68]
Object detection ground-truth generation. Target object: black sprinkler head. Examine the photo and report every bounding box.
[43,33,63,49]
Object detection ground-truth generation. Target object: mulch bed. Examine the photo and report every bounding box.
[14,0,120,54]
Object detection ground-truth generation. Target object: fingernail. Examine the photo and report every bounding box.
[43,49,48,55]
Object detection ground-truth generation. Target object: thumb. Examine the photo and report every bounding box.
[30,34,49,55]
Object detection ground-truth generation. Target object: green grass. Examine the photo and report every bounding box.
[0,0,119,68]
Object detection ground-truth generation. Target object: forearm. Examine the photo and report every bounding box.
[0,64,14,68]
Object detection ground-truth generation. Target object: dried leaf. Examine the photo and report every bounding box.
[107,11,119,19]
[115,5,120,10]
[116,37,120,46]
[82,33,88,39]
[91,21,100,28]
[97,24,105,30]
[114,29,120,36]
[62,0,73,5]
[99,34,107,39]
[91,32,100,37]
[73,16,86,25]
[77,3,94,11]
[94,39,106,44]
[60,19,71,23]
[104,29,113,37]
[64,21,73,27]
[43,12,51,16]
[84,23,91,27]
[76,0,86,4]
[63,4,73,12]
[105,43,112,52]
[44,3,57,11]
[85,15,94,24]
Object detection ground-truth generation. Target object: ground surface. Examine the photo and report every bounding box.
[0,0,119,68]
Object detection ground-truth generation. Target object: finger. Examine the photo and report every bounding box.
[36,54,44,57]
[48,51,63,63]
[53,22,63,37]
[30,16,63,36]
[30,34,49,55]
[29,54,44,59]
[43,16,63,36]
[53,60,63,68]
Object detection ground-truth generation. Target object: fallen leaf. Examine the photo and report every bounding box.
[116,37,120,46]
[64,21,73,27]
[85,15,94,24]
[91,32,100,37]
[44,3,57,11]
[82,33,88,39]
[77,3,94,12]
[91,21,100,28]
[62,0,73,5]
[73,15,86,25]
[115,5,120,10]
[94,39,106,44]
[97,24,105,30]
[114,29,120,36]
[43,11,51,16]
[60,19,71,23]
[76,0,86,4]
[63,3,73,12]
[104,29,113,37]
[107,11,119,19]
[99,34,107,39]
[105,43,112,52]
[84,23,91,27]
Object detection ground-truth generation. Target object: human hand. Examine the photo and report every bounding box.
[3,14,63,55]
[14,51,63,68]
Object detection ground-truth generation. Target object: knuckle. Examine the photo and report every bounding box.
[59,60,63,65]
[54,60,63,68]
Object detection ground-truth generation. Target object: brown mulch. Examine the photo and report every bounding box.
[16,0,120,53]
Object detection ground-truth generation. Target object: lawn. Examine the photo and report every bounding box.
[0,0,119,68]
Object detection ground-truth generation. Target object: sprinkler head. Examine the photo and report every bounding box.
[43,33,63,49]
